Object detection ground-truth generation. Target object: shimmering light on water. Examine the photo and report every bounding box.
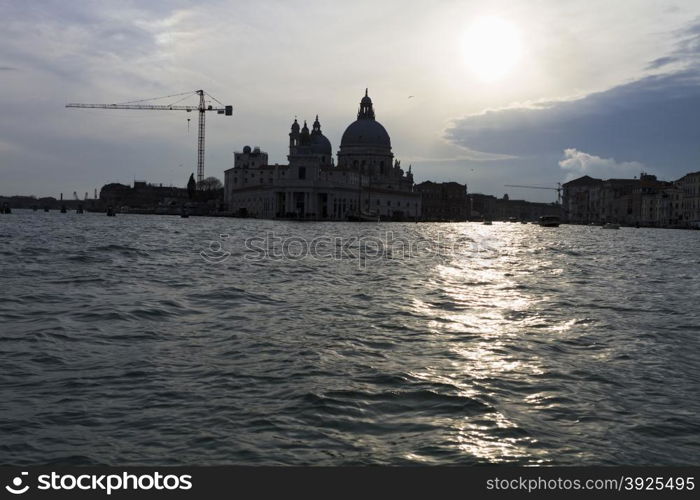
[1,211,699,465]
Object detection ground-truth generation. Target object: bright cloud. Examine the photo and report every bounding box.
[558,148,645,181]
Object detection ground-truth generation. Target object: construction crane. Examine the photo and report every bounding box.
[66,90,233,184]
[504,183,562,204]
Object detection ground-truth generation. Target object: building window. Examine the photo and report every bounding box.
[299,167,306,180]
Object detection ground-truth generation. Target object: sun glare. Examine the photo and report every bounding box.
[462,16,523,82]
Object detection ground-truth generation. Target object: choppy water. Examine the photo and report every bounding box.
[1,210,699,465]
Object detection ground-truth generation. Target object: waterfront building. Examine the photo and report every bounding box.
[100,181,189,209]
[493,196,561,221]
[467,193,498,219]
[224,91,421,220]
[467,193,560,221]
[414,181,468,221]
[676,171,700,227]
[640,184,682,227]
[563,172,697,227]
[561,175,603,223]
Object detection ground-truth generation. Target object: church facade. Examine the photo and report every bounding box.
[224,90,421,220]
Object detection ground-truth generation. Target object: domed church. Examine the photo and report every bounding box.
[224,90,421,220]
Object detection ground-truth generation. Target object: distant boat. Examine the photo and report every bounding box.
[348,211,380,222]
[60,205,67,213]
[508,217,518,223]
[538,215,560,227]
[602,222,620,229]
[483,220,492,225]
[106,206,116,216]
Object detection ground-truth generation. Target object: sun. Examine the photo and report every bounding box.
[462,16,523,82]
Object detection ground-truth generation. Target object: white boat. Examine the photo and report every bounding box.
[537,215,560,227]
[483,220,492,225]
[602,223,620,229]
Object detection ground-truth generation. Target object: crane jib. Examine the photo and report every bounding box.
[65,91,233,184]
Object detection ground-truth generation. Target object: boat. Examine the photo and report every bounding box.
[602,222,620,229]
[537,215,560,227]
[508,217,519,223]
[348,211,380,222]
[106,206,116,216]
[482,220,492,225]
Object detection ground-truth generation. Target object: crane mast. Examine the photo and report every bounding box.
[66,90,232,185]
[197,90,206,185]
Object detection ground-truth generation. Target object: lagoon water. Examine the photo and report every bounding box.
[1,210,699,465]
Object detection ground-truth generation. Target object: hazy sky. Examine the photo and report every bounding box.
[2,0,700,201]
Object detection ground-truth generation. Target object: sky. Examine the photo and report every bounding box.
[2,0,700,202]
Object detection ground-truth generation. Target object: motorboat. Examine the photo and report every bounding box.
[537,215,560,227]
[483,220,493,225]
[602,223,620,229]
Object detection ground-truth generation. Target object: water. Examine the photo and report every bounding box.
[1,210,699,465]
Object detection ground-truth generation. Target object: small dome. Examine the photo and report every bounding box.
[291,119,300,132]
[310,133,332,155]
[243,145,251,154]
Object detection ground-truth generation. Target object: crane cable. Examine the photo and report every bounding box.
[114,91,196,106]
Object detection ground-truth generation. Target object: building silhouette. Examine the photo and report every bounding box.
[224,90,421,220]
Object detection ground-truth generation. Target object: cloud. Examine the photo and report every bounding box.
[0,66,17,71]
[445,66,700,180]
[406,148,517,164]
[646,56,678,70]
[558,148,645,181]
[444,18,700,183]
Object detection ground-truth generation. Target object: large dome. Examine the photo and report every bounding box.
[340,90,391,149]
[340,119,391,148]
